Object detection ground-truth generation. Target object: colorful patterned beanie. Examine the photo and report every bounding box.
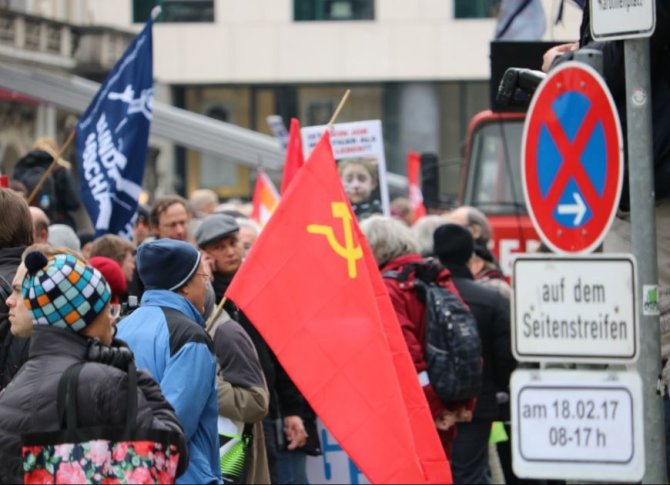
[22,251,111,332]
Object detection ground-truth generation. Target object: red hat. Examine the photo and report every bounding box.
[88,256,127,303]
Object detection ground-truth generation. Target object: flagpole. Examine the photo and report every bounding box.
[327,89,351,127]
[27,129,76,205]
[206,295,227,330]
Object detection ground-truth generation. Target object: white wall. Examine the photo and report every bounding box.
[42,0,584,84]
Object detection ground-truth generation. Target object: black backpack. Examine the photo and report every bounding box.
[12,151,57,212]
[384,264,483,403]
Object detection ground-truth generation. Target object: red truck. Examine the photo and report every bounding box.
[458,110,540,275]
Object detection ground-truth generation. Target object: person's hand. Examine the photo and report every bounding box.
[284,415,308,450]
[455,407,473,423]
[200,251,216,272]
[435,410,458,431]
[542,42,578,72]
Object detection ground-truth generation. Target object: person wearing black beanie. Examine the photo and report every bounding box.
[433,223,516,484]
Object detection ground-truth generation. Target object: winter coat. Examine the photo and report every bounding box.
[213,274,306,421]
[475,265,511,300]
[117,290,221,484]
[212,273,318,463]
[444,264,517,422]
[12,150,80,227]
[380,253,475,457]
[207,309,270,484]
[0,246,30,391]
[0,326,187,483]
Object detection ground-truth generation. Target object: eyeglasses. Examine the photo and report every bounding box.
[196,272,211,283]
[109,303,122,320]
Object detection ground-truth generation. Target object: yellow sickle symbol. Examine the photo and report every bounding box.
[307,202,363,279]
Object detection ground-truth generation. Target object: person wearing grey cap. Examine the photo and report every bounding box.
[196,214,318,484]
[196,213,271,483]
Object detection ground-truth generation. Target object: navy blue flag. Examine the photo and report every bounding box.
[76,16,154,238]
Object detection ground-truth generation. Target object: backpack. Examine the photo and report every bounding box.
[12,151,57,213]
[384,264,483,403]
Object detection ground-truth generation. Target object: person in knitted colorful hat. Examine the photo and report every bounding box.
[5,245,84,340]
[0,251,188,483]
[22,252,113,342]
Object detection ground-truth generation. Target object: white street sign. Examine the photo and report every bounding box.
[590,0,655,41]
[512,255,638,363]
[511,370,644,482]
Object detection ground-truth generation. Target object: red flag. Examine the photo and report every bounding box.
[250,170,280,227]
[407,151,427,222]
[227,133,451,484]
[280,118,305,195]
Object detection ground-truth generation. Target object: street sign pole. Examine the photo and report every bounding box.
[624,38,666,483]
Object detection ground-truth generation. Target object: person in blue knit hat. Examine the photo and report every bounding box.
[117,239,222,484]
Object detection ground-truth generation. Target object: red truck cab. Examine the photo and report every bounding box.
[458,110,540,275]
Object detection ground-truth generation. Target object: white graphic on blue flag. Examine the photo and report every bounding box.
[76,17,154,239]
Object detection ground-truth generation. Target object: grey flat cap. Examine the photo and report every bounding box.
[195,213,240,248]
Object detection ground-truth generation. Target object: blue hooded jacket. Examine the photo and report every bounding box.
[117,290,221,484]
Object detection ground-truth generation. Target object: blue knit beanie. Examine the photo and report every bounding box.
[136,239,202,291]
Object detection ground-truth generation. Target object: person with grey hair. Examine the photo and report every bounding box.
[447,206,508,296]
[410,214,449,257]
[448,206,492,244]
[359,215,474,459]
[47,223,81,252]
[189,189,219,218]
[236,217,261,257]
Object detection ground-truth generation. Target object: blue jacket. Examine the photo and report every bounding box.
[117,290,221,484]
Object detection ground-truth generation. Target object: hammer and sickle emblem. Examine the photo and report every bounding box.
[307,202,363,279]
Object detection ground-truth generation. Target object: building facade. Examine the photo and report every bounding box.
[1,0,581,200]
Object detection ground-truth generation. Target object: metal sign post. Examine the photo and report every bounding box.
[624,37,666,483]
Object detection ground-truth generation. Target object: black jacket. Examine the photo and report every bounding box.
[0,246,30,391]
[12,150,80,227]
[0,326,187,483]
[445,264,516,421]
[213,273,306,420]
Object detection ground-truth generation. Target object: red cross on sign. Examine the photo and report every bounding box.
[522,62,624,254]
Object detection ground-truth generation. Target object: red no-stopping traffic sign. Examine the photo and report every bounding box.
[522,62,623,254]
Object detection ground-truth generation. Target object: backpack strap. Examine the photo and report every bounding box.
[57,362,86,431]
[56,360,139,435]
[382,263,433,302]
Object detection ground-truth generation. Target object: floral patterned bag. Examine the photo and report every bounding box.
[21,362,183,484]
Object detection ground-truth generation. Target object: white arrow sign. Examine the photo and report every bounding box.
[557,192,586,226]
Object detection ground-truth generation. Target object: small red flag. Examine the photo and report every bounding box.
[280,118,305,195]
[407,151,427,222]
[250,170,280,227]
[227,133,451,484]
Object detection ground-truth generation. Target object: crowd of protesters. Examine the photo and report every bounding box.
[0,160,524,484]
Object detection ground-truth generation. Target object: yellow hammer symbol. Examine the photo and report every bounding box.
[307,202,363,279]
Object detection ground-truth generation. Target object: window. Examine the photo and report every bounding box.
[454,0,500,19]
[469,120,526,214]
[294,0,374,21]
[133,0,214,23]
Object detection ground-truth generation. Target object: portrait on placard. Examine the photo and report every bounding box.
[338,157,382,220]
[302,120,391,221]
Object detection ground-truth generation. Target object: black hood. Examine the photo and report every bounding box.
[12,150,54,177]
